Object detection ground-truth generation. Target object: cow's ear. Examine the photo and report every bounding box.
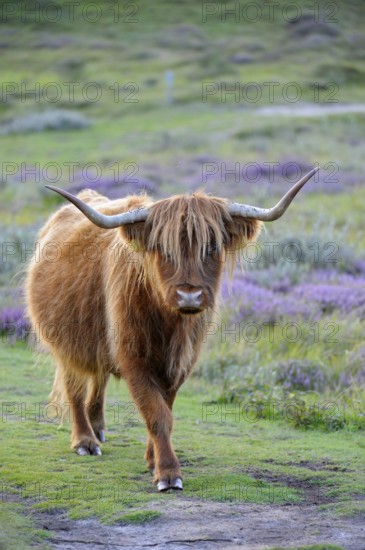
[225,217,262,251]
[119,222,149,251]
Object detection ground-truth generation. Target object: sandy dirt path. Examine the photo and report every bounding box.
[34,497,365,550]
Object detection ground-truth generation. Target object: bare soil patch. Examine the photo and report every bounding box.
[32,497,365,550]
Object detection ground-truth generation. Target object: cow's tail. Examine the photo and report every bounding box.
[48,363,68,426]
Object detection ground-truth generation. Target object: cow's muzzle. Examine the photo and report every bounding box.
[176,290,203,314]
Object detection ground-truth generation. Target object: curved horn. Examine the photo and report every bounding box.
[45,186,150,228]
[227,167,319,221]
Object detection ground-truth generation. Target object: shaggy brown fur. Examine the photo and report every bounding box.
[26,190,261,486]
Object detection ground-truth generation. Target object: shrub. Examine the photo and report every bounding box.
[0,224,38,283]
[157,24,206,50]
[275,359,328,392]
[221,267,365,323]
[67,174,156,200]
[0,110,91,135]
[292,281,365,315]
[340,345,365,388]
[218,384,362,431]
[221,277,316,323]
[0,306,29,341]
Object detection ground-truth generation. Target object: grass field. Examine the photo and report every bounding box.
[1,1,365,548]
[1,344,365,548]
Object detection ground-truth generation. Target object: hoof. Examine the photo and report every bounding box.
[91,445,102,456]
[95,430,105,443]
[170,478,183,490]
[149,467,155,477]
[76,445,102,456]
[157,480,170,492]
[77,446,90,456]
[157,478,183,492]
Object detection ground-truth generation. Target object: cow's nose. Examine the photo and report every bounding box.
[176,290,202,309]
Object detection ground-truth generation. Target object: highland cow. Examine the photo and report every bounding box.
[26,168,317,491]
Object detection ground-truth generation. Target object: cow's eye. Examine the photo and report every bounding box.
[207,242,218,255]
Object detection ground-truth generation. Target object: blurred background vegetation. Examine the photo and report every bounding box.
[1,0,365,429]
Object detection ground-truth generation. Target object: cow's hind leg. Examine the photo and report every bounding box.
[125,372,182,492]
[86,373,110,443]
[145,437,155,474]
[63,368,102,456]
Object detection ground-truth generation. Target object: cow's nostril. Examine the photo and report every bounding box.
[176,290,202,309]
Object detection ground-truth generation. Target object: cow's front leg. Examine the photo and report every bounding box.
[144,390,177,477]
[125,373,182,492]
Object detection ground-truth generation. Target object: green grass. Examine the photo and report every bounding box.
[1,344,365,525]
[0,501,50,550]
[119,510,161,523]
[2,0,365,120]
[1,0,365,224]
[1,108,365,231]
